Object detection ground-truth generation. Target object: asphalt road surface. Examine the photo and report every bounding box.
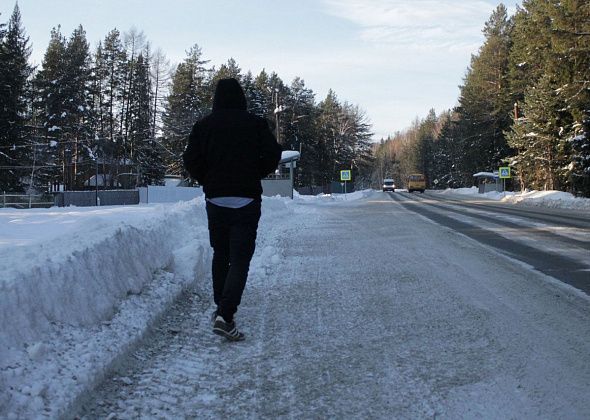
[388,190,590,294]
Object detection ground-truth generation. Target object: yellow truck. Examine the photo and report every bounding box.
[407,173,426,193]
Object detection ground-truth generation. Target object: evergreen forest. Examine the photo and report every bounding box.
[0,4,373,194]
[373,1,590,197]
[1,1,589,197]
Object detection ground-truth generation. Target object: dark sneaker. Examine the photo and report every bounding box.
[213,316,245,341]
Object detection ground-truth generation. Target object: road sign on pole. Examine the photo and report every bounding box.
[499,167,511,179]
[340,170,351,197]
[499,166,510,192]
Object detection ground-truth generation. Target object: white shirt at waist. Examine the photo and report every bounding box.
[207,197,254,209]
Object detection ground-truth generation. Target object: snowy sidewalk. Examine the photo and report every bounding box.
[0,198,291,419]
[78,192,590,418]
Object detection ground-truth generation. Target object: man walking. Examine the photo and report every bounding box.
[183,78,282,341]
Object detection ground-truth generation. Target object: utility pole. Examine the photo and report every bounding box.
[274,88,281,145]
[29,145,36,208]
[95,154,99,206]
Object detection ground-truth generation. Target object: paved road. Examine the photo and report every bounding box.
[76,193,590,419]
[388,191,590,294]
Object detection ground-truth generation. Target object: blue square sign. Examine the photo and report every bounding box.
[340,170,352,181]
[499,167,511,179]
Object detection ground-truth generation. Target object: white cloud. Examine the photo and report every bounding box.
[314,0,508,137]
[322,0,498,51]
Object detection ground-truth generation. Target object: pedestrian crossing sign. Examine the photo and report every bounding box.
[340,170,352,181]
[499,167,511,179]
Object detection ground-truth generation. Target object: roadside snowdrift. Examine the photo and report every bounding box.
[0,197,293,419]
[0,198,212,418]
[0,199,210,355]
[436,187,590,210]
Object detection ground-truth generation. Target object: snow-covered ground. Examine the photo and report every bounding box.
[434,186,590,210]
[0,197,298,418]
[0,188,588,418]
[0,199,205,418]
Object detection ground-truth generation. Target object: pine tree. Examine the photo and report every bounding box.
[507,1,552,104]
[506,0,590,195]
[456,4,513,182]
[162,44,209,174]
[101,30,126,142]
[129,52,165,185]
[282,77,316,187]
[413,109,437,186]
[0,4,33,191]
[341,102,374,187]
[209,58,242,95]
[252,69,274,119]
[570,118,590,196]
[430,113,463,188]
[33,25,95,190]
[549,0,590,195]
[120,28,147,162]
[33,26,68,189]
[148,47,170,139]
[95,29,126,145]
[507,73,569,190]
[241,71,263,116]
[62,25,94,189]
[315,90,341,184]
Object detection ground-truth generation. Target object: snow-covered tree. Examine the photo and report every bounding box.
[0,4,33,191]
[162,44,209,174]
[507,73,570,191]
[129,52,165,185]
[455,4,514,179]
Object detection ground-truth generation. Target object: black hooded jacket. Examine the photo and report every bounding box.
[182,78,282,199]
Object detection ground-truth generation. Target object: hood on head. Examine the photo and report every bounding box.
[212,78,247,111]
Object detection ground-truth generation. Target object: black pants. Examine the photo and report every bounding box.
[206,200,261,322]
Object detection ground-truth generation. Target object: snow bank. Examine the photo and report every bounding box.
[437,187,590,210]
[499,190,590,210]
[0,200,209,353]
[294,189,374,203]
[0,199,212,418]
[439,186,479,196]
[0,196,294,419]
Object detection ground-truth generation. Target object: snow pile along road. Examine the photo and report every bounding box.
[1,200,206,353]
[437,187,590,210]
[0,196,293,419]
[0,199,191,417]
[498,189,590,210]
[293,189,373,203]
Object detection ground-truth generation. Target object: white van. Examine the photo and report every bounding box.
[382,178,396,192]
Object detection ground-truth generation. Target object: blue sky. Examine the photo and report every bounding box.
[4,0,520,141]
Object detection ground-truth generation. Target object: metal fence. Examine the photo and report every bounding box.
[137,186,203,204]
[54,190,139,207]
[297,182,356,195]
[0,193,55,209]
[261,178,293,197]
